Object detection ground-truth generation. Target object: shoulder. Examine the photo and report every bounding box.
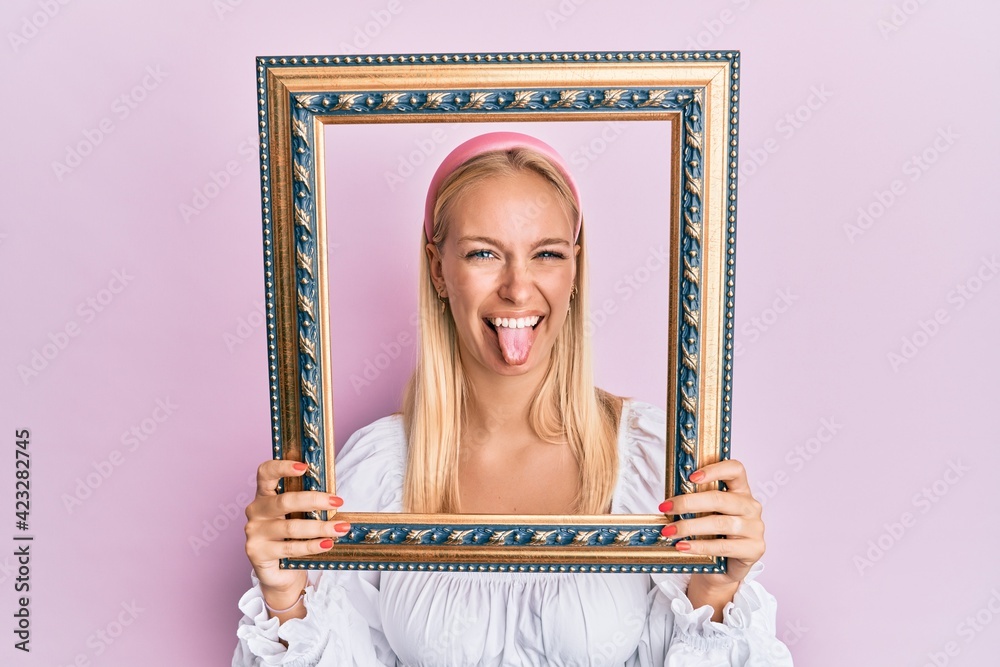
[622,399,667,441]
[611,399,668,514]
[334,414,406,513]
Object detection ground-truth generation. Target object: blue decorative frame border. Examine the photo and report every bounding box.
[256,50,740,574]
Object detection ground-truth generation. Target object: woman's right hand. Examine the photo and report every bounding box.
[244,459,351,616]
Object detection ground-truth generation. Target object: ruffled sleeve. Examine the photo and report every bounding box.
[611,399,669,515]
[232,416,407,667]
[333,415,406,513]
[616,400,794,666]
[640,562,793,666]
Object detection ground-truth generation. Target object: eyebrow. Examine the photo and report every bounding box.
[458,236,572,250]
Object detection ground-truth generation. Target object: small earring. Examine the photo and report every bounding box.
[437,291,448,313]
[570,284,577,300]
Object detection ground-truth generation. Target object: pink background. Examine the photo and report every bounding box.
[326,120,671,452]
[1,1,997,665]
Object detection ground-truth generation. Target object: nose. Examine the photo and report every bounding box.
[497,260,532,304]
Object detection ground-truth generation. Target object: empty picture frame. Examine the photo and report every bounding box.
[256,50,740,574]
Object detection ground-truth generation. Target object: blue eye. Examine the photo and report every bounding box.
[537,251,566,260]
[467,249,495,260]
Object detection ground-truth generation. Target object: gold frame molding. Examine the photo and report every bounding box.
[256,51,740,573]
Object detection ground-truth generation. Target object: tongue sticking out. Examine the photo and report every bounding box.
[496,325,535,366]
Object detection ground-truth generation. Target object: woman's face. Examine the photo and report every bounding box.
[428,170,579,378]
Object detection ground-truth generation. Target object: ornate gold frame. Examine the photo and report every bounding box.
[256,50,740,573]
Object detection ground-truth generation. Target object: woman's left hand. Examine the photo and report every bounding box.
[659,459,765,615]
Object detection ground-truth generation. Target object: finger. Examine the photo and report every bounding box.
[660,514,761,541]
[254,535,347,562]
[247,523,352,563]
[674,537,765,561]
[687,460,751,495]
[246,519,351,542]
[256,459,310,497]
[661,489,760,519]
[251,490,344,519]
[256,518,352,542]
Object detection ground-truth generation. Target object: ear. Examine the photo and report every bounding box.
[426,242,447,296]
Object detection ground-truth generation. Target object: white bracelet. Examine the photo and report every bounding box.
[263,591,305,614]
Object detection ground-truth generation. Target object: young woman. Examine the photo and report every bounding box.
[234,132,793,666]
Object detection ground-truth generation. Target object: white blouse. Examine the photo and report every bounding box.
[233,400,793,666]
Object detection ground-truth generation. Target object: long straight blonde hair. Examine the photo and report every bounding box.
[401,147,620,514]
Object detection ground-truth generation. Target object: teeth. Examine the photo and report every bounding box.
[491,316,540,329]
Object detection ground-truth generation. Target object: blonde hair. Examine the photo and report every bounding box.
[401,147,620,514]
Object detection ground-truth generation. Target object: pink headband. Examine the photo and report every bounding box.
[423,131,582,242]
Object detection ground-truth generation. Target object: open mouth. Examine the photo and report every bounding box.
[484,316,543,366]
[484,315,542,332]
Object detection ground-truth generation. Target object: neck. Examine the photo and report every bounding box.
[461,355,548,443]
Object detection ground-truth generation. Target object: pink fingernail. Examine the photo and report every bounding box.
[675,541,691,552]
[334,522,351,533]
[292,462,308,472]
[661,524,677,537]
[319,539,333,549]
[658,500,673,513]
[689,470,705,483]
[329,496,343,507]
